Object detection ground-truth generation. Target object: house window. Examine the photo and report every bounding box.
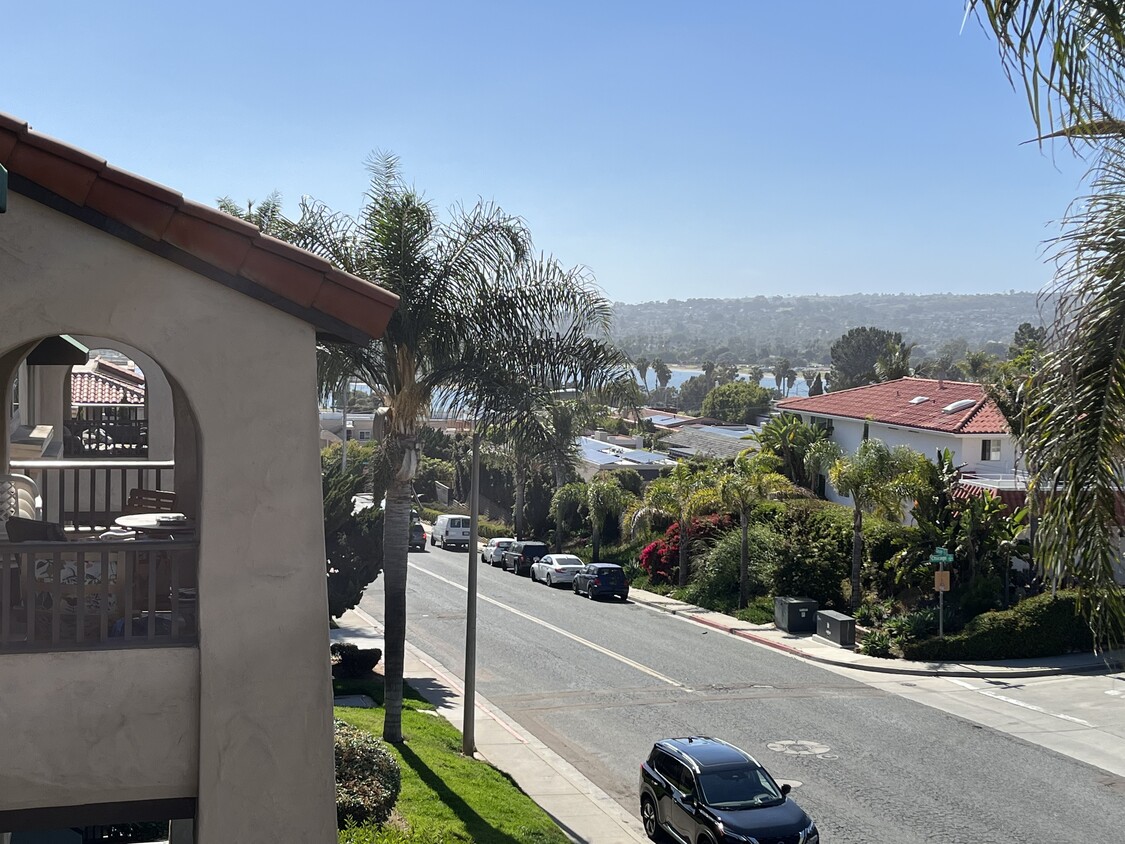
[810,415,834,435]
[358,430,371,441]
[981,439,1002,461]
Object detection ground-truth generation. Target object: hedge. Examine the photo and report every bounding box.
[901,590,1093,661]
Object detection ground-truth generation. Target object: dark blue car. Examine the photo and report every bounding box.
[639,736,818,844]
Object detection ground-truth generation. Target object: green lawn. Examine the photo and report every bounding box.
[334,678,570,844]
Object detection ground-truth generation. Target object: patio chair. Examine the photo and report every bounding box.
[123,488,178,515]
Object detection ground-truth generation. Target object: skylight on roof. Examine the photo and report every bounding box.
[909,396,930,404]
[941,398,976,414]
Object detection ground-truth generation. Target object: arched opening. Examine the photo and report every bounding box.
[2,334,199,651]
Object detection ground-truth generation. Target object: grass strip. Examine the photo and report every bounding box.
[334,679,570,844]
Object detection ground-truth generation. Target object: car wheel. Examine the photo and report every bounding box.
[640,796,661,841]
[573,580,580,594]
[430,535,435,546]
[545,573,553,587]
[531,568,538,583]
[587,586,595,600]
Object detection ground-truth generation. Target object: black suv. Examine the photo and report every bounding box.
[409,522,427,551]
[502,541,549,576]
[639,737,818,844]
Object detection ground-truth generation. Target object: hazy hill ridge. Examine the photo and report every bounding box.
[609,292,1045,364]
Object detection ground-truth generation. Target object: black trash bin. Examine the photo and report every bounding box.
[774,596,818,633]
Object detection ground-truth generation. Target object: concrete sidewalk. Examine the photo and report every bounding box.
[624,587,1123,678]
[331,607,647,844]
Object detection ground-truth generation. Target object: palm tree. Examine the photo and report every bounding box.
[804,439,923,610]
[635,357,651,393]
[551,476,638,561]
[291,155,633,742]
[874,340,915,382]
[653,359,672,391]
[631,462,718,588]
[718,452,798,608]
[970,0,1125,645]
[752,414,826,490]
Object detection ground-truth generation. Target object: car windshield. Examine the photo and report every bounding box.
[697,767,783,810]
[596,567,624,580]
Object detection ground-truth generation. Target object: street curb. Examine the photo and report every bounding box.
[628,594,1121,679]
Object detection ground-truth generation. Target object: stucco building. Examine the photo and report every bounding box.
[0,113,397,842]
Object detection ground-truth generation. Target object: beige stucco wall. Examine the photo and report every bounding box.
[0,648,199,809]
[0,193,335,842]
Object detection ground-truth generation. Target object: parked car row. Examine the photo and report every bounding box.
[478,536,630,600]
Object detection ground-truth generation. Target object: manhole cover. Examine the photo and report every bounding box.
[767,740,831,756]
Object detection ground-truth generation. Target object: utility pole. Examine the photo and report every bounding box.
[462,426,481,755]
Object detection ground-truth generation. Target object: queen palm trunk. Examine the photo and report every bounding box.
[850,505,864,611]
[678,516,690,588]
[381,471,413,743]
[513,463,526,537]
[739,510,750,609]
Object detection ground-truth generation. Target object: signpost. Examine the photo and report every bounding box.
[929,547,953,638]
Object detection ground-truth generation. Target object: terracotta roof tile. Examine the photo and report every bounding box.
[777,377,1009,435]
[0,111,398,342]
[71,364,146,406]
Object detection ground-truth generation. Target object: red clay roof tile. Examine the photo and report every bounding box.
[0,111,398,342]
[777,377,1009,435]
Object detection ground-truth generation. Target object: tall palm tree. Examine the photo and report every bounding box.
[631,462,719,588]
[718,452,798,608]
[805,439,923,610]
[635,357,651,393]
[292,155,633,742]
[653,359,672,391]
[551,476,638,561]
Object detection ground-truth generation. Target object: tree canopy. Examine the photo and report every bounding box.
[828,327,902,391]
[701,381,772,424]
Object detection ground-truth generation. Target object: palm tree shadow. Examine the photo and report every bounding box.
[395,743,541,844]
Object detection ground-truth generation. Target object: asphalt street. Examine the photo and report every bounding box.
[360,542,1125,843]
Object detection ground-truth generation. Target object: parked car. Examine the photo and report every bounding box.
[482,537,517,566]
[530,553,585,587]
[502,540,550,576]
[572,563,630,601]
[639,736,818,844]
[431,514,471,550]
[409,522,427,551]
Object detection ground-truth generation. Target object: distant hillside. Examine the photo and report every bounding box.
[608,292,1047,366]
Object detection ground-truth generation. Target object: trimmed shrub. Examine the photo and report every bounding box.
[331,642,383,679]
[335,719,401,829]
[901,590,1093,661]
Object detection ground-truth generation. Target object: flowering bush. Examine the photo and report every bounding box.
[638,514,734,585]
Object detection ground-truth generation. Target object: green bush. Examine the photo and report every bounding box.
[681,525,780,612]
[335,719,401,829]
[901,590,1093,661]
[883,608,938,646]
[331,643,383,679]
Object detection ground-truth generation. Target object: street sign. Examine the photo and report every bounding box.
[934,571,950,592]
[929,548,952,565]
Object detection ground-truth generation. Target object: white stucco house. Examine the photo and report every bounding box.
[777,377,1016,503]
[0,113,398,842]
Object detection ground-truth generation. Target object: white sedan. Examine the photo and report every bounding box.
[482,537,516,566]
[530,554,586,587]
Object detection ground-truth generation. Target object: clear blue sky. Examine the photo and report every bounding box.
[3,1,1088,303]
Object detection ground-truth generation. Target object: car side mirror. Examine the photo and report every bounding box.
[780,783,791,796]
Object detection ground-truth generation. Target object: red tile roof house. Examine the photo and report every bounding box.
[0,113,398,841]
[777,377,1017,505]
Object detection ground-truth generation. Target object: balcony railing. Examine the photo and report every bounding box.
[12,459,174,531]
[0,538,197,651]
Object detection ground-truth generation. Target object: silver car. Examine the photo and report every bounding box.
[482,537,516,566]
[530,553,585,587]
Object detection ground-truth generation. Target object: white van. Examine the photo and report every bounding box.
[431,514,472,550]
